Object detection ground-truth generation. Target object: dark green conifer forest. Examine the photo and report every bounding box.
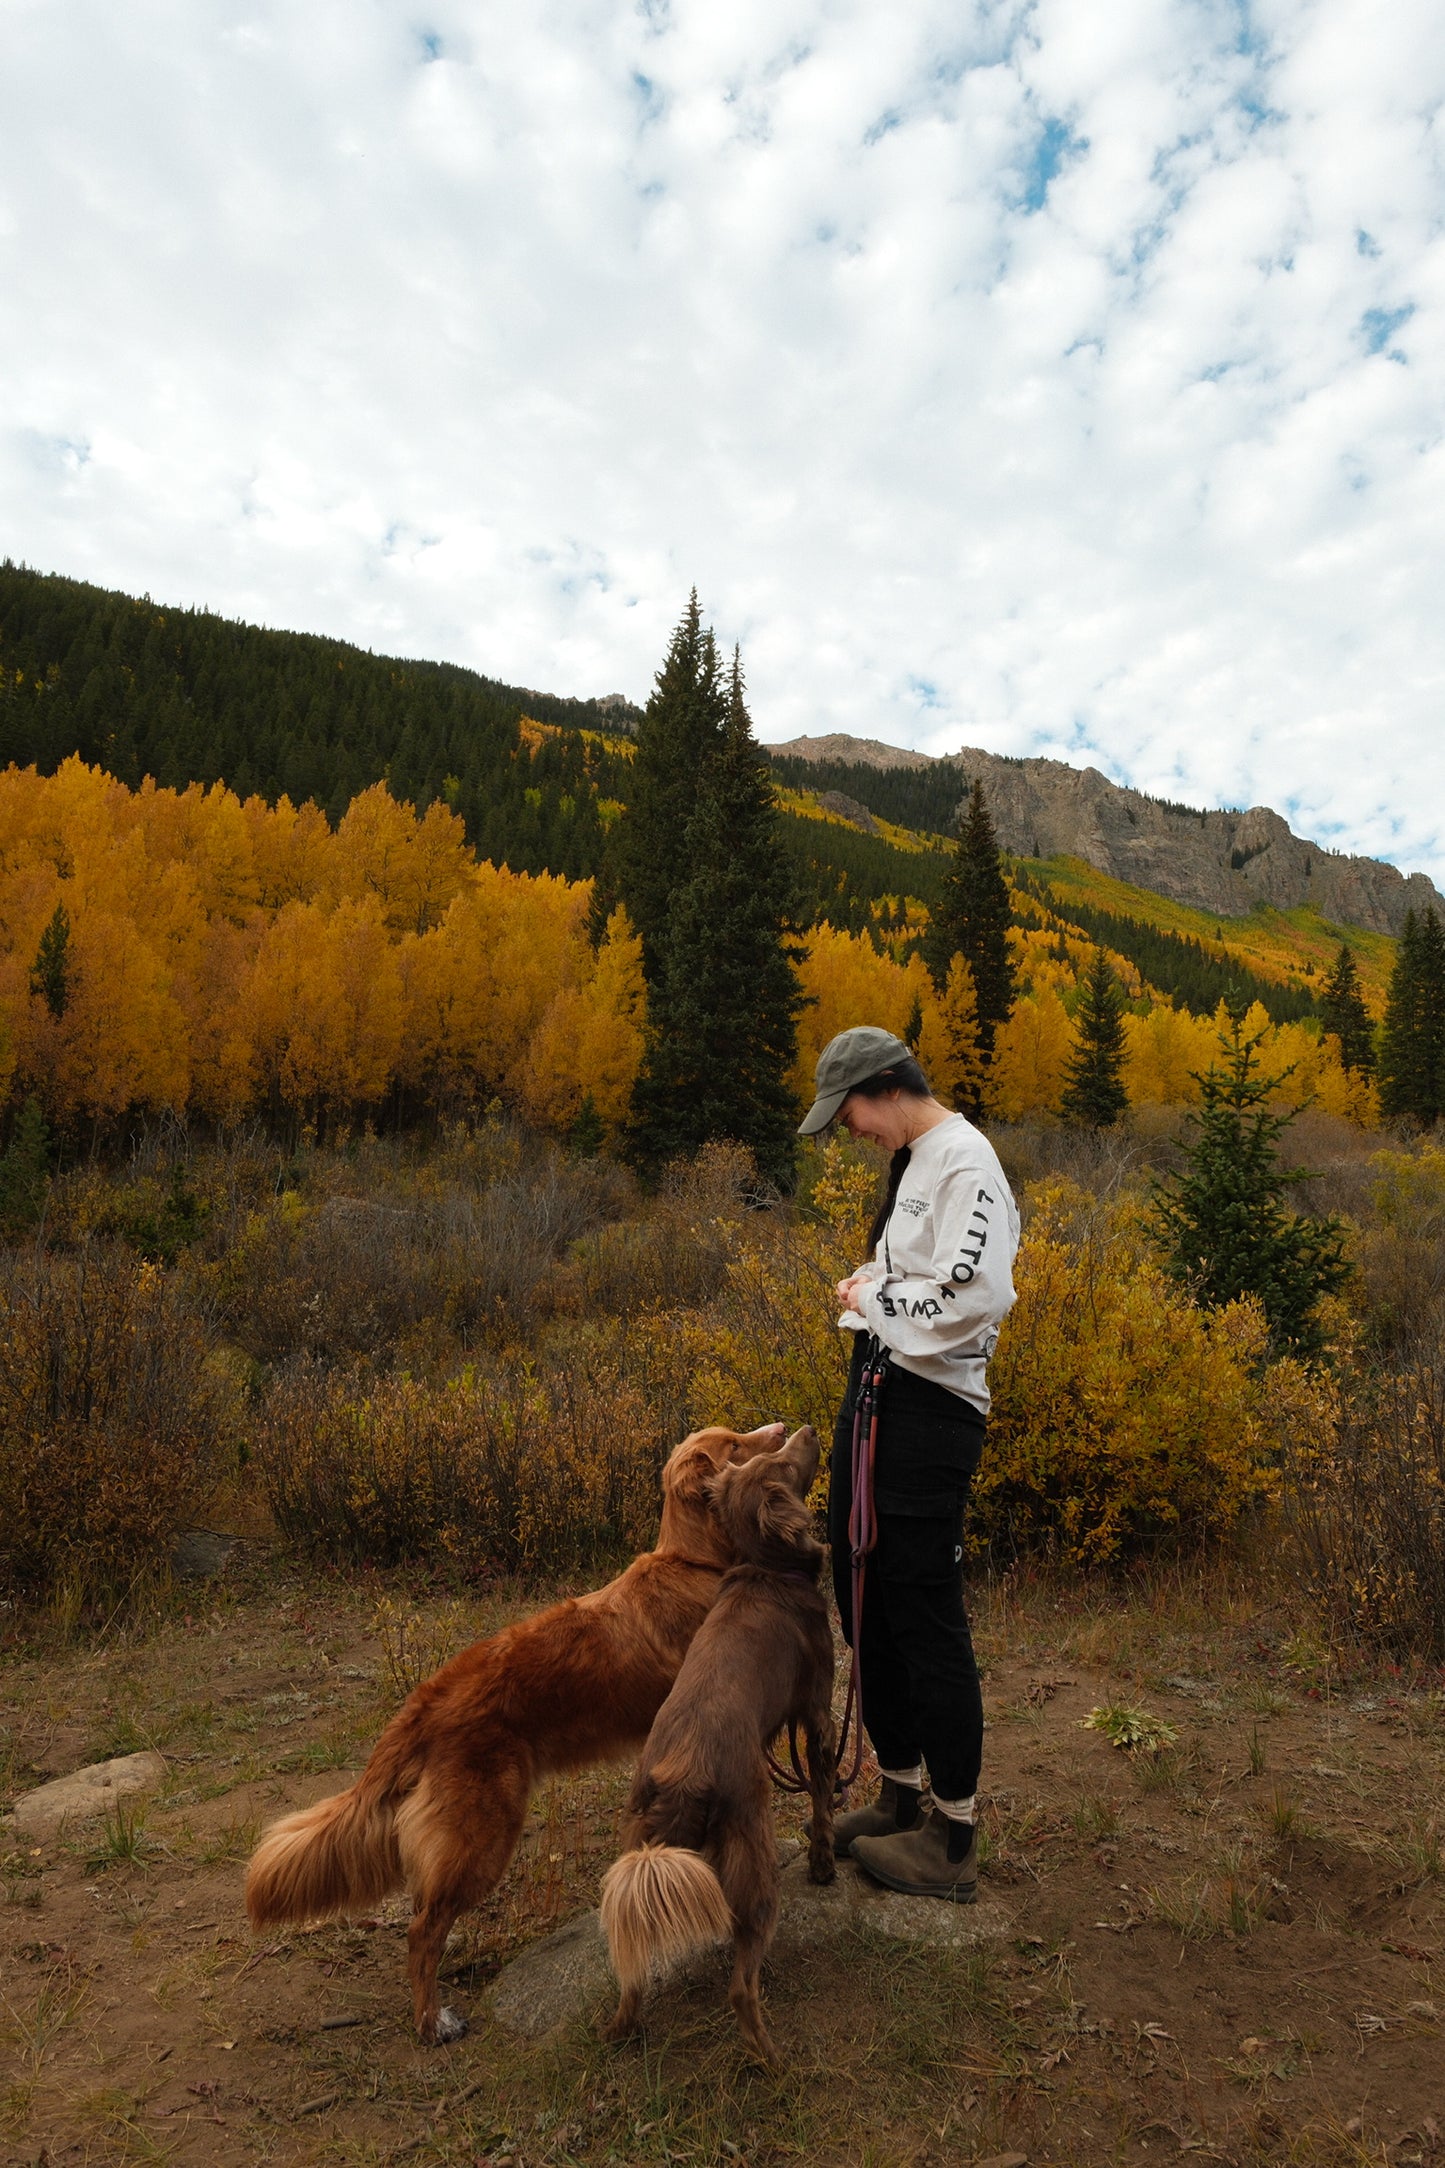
[1379,908,1445,1124]
[1060,950,1129,1129]
[626,648,802,1186]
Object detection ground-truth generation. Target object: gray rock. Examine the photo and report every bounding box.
[490,1910,614,2040]
[815,790,881,834]
[7,1750,167,1834]
[488,1855,1013,2040]
[171,1530,238,1580]
[773,1854,1015,1955]
[770,736,1443,936]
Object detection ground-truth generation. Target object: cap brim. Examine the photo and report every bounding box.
[797,1088,851,1137]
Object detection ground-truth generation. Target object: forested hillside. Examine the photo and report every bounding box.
[0,563,944,921]
[0,560,633,877]
[0,560,1405,1037]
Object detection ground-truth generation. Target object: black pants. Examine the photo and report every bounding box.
[829,1339,985,1803]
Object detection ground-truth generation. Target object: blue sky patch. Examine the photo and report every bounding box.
[1360,303,1414,357]
[1021,117,1086,213]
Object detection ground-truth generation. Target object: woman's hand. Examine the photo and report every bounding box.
[836,1272,868,1315]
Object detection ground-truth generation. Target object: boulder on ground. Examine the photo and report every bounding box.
[6,1750,167,1834]
[489,1852,1014,2040]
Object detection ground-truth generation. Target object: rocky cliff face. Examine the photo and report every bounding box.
[771,737,1442,939]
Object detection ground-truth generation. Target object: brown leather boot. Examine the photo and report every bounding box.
[833,1776,928,1858]
[851,1807,978,1901]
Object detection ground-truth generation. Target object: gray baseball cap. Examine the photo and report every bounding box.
[797,1025,914,1136]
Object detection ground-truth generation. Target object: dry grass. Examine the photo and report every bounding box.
[1,1543,1442,2167]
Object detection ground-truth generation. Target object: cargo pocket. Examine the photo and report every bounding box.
[872,1485,967,1585]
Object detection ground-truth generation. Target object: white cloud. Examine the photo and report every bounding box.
[1,0,1443,879]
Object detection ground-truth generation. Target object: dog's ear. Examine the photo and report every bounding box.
[714,1458,820,1571]
[662,1434,726,1508]
[755,1466,822,1568]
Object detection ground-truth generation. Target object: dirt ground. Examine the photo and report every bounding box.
[2,1548,1443,2168]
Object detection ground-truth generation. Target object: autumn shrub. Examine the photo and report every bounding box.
[251,1342,668,1578]
[208,1120,627,1363]
[1348,1145,1445,1356]
[679,1150,1326,1563]
[548,1141,761,1322]
[980,1180,1327,1562]
[677,1139,877,1459]
[0,1244,223,1608]
[1284,1337,1445,1655]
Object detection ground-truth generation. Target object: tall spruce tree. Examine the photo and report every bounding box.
[29,902,72,1017]
[1379,908,1445,1124]
[1150,1011,1350,1358]
[921,778,1015,1114]
[626,653,802,1189]
[1061,949,1129,1128]
[613,591,727,982]
[1320,943,1375,1077]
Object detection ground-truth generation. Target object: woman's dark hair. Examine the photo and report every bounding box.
[849,1056,931,1102]
[852,1058,934,1251]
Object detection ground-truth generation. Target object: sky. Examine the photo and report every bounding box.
[3,0,1444,880]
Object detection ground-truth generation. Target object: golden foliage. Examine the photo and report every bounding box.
[982,1180,1326,1561]
[989,985,1073,1121]
[917,955,983,1111]
[0,761,645,1134]
[253,1349,665,1578]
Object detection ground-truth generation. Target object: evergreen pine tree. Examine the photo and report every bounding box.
[568,1091,605,1158]
[922,778,1016,1094]
[1379,908,1445,1123]
[903,990,924,1054]
[613,591,727,982]
[1060,949,1129,1128]
[0,1097,51,1238]
[29,902,72,1017]
[627,652,802,1189]
[1319,943,1375,1077]
[1150,1011,1350,1358]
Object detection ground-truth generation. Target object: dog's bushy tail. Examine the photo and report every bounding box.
[600,1844,734,1993]
[246,1778,401,1930]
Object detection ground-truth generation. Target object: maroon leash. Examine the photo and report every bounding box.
[765,1344,887,1799]
[834,1340,886,1793]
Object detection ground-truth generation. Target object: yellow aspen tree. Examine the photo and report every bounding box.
[335,776,426,927]
[400,865,590,1104]
[518,904,647,1134]
[789,925,915,1103]
[1122,1004,1216,1106]
[989,985,1073,1120]
[321,894,408,1104]
[185,920,263,1124]
[134,779,260,925]
[402,798,474,933]
[244,793,336,909]
[29,907,190,1122]
[916,954,986,1111]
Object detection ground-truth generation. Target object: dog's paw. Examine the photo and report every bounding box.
[433,2005,469,2045]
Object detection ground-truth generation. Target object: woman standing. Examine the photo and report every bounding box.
[798,1025,1020,1901]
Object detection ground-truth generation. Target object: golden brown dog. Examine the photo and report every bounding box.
[245,1421,795,2043]
[599,1422,835,2064]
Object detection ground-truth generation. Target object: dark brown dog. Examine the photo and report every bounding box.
[599,1422,835,2064]
[245,1420,795,2044]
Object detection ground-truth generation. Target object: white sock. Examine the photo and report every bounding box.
[932,1793,977,1825]
[878,1764,924,1789]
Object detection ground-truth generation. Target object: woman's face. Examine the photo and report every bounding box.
[836,1088,911,1151]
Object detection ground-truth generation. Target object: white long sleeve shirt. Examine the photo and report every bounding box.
[840,1114,1020,1415]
